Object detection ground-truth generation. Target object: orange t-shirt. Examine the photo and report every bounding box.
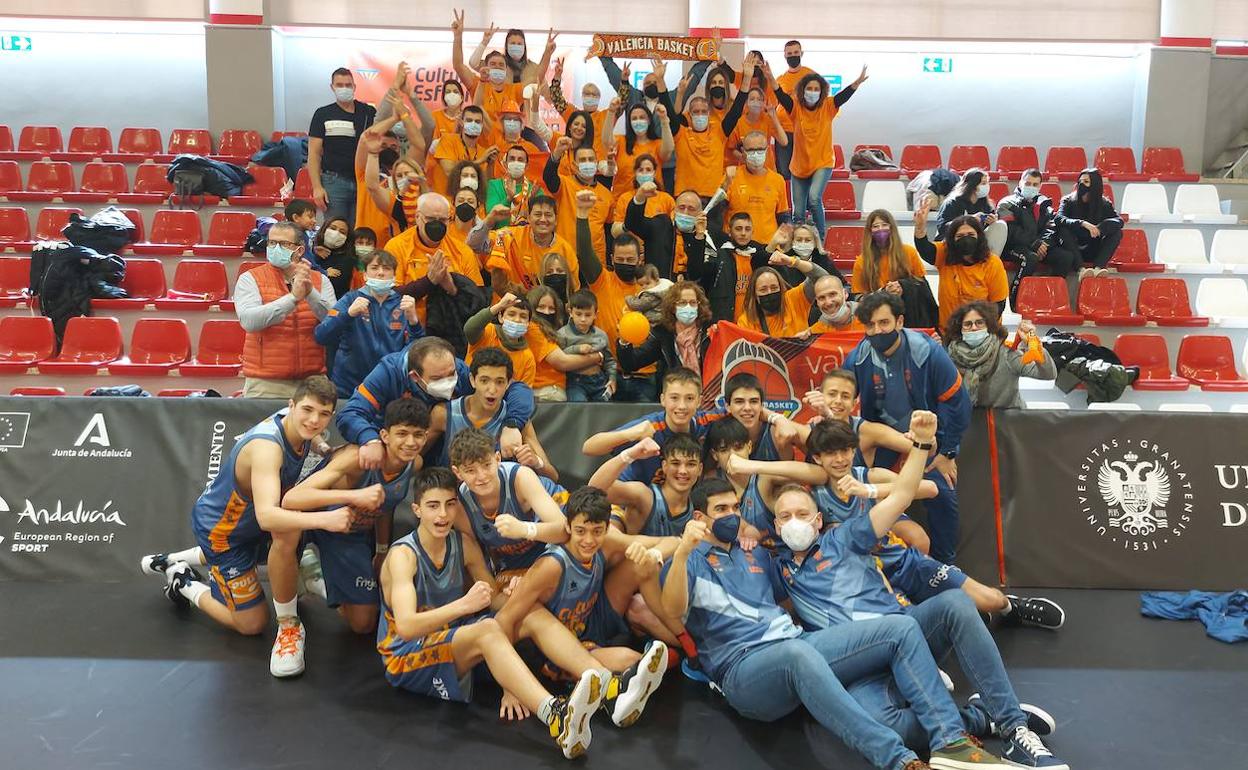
[589,269,657,375]
[675,123,730,198]
[736,285,814,337]
[775,67,817,133]
[468,324,537,386]
[808,315,865,334]
[932,241,1009,328]
[729,112,782,171]
[851,245,928,294]
[733,252,754,318]
[612,136,663,197]
[612,189,674,226]
[787,98,839,178]
[388,226,483,288]
[552,174,613,263]
[726,168,790,244]
[477,83,525,122]
[431,109,460,140]
[354,168,399,248]
[432,134,492,203]
[525,326,564,389]
[485,225,580,293]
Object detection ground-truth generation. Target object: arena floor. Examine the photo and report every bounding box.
[2,584,1244,770]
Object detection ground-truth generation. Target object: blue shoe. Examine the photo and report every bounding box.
[968,693,1056,737]
[681,657,710,684]
[1001,724,1068,769]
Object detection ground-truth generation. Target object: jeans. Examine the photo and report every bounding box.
[320,170,356,227]
[566,371,611,402]
[722,615,962,770]
[790,166,834,238]
[775,131,795,182]
[614,374,658,403]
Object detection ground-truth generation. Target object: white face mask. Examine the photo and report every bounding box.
[792,241,815,258]
[443,92,463,108]
[333,86,355,103]
[323,230,347,249]
[506,160,527,179]
[422,375,457,400]
[502,118,522,136]
[744,149,767,169]
[1020,185,1041,200]
[355,245,375,257]
[583,96,600,110]
[821,302,850,325]
[976,184,990,198]
[780,518,818,552]
[460,176,479,191]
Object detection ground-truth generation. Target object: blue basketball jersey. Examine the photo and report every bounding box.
[848,415,867,467]
[440,396,508,466]
[639,484,696,537]
[813,466,873,526]
[192,410,307,553]
[751,425,780,462]
[459,461,568,573]
[539,544,605,638]
[380,529,468,628]
[739,474,776,545]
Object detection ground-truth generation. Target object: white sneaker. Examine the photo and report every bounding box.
[270,620,306,678]
[939,668,955,693]
[299,547,326,600]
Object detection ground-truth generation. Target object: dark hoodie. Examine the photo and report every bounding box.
[1054,168,1123,236]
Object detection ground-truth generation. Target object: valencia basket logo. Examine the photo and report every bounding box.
[1078,439,1192,551]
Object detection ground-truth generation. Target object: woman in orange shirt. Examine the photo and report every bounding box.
[729,88,788,171]
[851,209,928,295]
[772,64,868,237]
[613,104,674,197]
[611,154,674,236]
[914,207,1009,329]
[430,80,466,141]
[736,256,829,337]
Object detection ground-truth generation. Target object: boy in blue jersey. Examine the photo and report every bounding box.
[495,486,671,728]
[589,434,702,537]
[337,336,532,471]
[314,248,424,398]
[721,372,802,462]
[658,415,1012,770]
[378,467,605,759]
[282,399,432,635]
[141,376,356,679]
[428,346,558,481]
[700,417,777,548]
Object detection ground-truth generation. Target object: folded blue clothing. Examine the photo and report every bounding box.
[1140,590,1248,643]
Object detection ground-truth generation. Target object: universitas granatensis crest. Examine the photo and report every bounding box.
[1097,451,1171,537]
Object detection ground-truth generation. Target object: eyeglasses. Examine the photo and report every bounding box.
[266,239,299,249]
[961,319,988,330]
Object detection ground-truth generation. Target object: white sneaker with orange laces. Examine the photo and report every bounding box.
[270,619,306,678]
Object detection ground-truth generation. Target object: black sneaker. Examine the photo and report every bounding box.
[547,669,603,759]
[967,693,1056,737]
[163,561,203,608]
[141,552,173,575]
[602,640,668,727]
[1003,595,1065,630]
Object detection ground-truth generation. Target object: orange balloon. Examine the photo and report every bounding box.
[618,311,651,346]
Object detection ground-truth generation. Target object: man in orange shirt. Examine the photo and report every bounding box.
[388,194,484,316]
[724,130,792,243]
[807,274,864,333]
[544,136,613,263]
[774,40,817,181]
[489,100,542,179]
[478,195,579,298]
[432,106,497,202]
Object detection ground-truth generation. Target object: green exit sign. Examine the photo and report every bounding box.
[1,35,32,52]
[922,56,953,73]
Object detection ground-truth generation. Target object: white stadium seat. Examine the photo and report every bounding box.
[1119,183,1180,223]
[1158,403,1214,412]
[1194,277,1248,327]
[1155,228,1219,273]
[1087,402,1142,410]
[861,181,912,221]
[1172,184,1237,224]
[1024,400,1070,410]
[1210,229,1248,274]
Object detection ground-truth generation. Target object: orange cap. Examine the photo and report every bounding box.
[500,100,523,116]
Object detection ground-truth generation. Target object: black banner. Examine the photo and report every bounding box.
[995,411,1248,590]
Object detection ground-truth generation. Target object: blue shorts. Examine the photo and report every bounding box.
[306,530,378,608]
[582,588,630,647]
[194,533,266,612]
[887,548,967,604]
[378,626,472,702]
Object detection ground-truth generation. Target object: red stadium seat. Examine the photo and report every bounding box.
[827,145,848,179]
[214,129,263,161]
[988,182,1009,203]
[154,259,228,310]
[94,258,167,309]
[10,386,66,396]
[194,211,256,257]
[851,144,899,179]
[118,163,173,204]
[108,318,191,375]
[0,208,32,251]
[0,256,31,306]
[1015,276,1084,324]
[1040,182,1064,203]
[1093,147,1148,182]
[1043,146,1087,180]
[9,161,74,202]
[37,316,124,374]
[294,167,313,198]
[117,208,145,242]
[1135,278,1209,326]
[0,160,21,197]
[64,162,129,202]
[0,125,12,153]
[180,319,245,376]
[167,128,213,156]
[34,207,82,241]
[995,146,1040,178]
[57,126,114,161]
[899,145,941,177]
[230,165,288,206]
[1076,276,1146,326]
[0,316,55,372]
[1141,147,1199,182]
[132,210,202,255]
[271,131,308,142]
[1113,334,1190,391]
[235,259,266,280]
[17,125,64,158]
[1109,229,1163,273]
[822,182,860,220]
[1176,335,1248,391]
[106,127,164,161]
[823,226,862,271]
[948,145,990,175]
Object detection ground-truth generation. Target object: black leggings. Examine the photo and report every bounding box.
[1009,244,1080,304]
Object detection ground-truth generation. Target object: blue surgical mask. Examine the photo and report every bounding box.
[635,172,655,186]
[803,90,820,106]
[267,243,294,268]
[691,114,709,131]
[501,319,529,338]
[577,161,598,179]
[962,329,991,347]
[1020,185,1041,200]
[976,184,990,198]
[462,121,483,137]
[674,212,697,232]
[631,118,650,134]
[502,118,522,135]
[675,305,698,324]
[711,513,741,544]
[583,96,600,111]
[506,43,525,60]
[365,277,394,295]
[488,68,506,85]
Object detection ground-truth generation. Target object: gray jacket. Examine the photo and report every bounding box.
[953,342,1057,409]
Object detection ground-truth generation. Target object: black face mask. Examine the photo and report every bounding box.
[953,235,978,257]
[423,220,447,243]
[758,292,783,315]
[709,86,726,101]
[615,263,640,282]
[534,310,558,326]
[785,54,802,69]
[454,202,476,223]
[643,84,660,99]
[542,273,568,297]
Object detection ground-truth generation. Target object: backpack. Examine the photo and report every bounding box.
[171,168,207,209]
[849,147,900,173]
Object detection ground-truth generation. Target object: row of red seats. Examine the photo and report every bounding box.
[1108,333,1248,392]
[0,315,243,377]
[1017,275,1206,327]
[0,126,306,163]
[0,161,288,206]
[0,208,263,257]
[825,144,1193,181]
[0,256,261,310]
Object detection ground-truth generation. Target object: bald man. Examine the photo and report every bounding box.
[385,193,483,323]
[808,274,862,333]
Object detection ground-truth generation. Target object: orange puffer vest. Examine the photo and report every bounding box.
[241,264,327,379]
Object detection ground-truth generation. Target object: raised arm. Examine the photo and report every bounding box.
[282,446,385,512]
[452,10,485,90]
[588,438,660,510]
[582,418,654,456]
[868,411,935,538]
[662,520,707,621]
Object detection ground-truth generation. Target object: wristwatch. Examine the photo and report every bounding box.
[940,449,958,459]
